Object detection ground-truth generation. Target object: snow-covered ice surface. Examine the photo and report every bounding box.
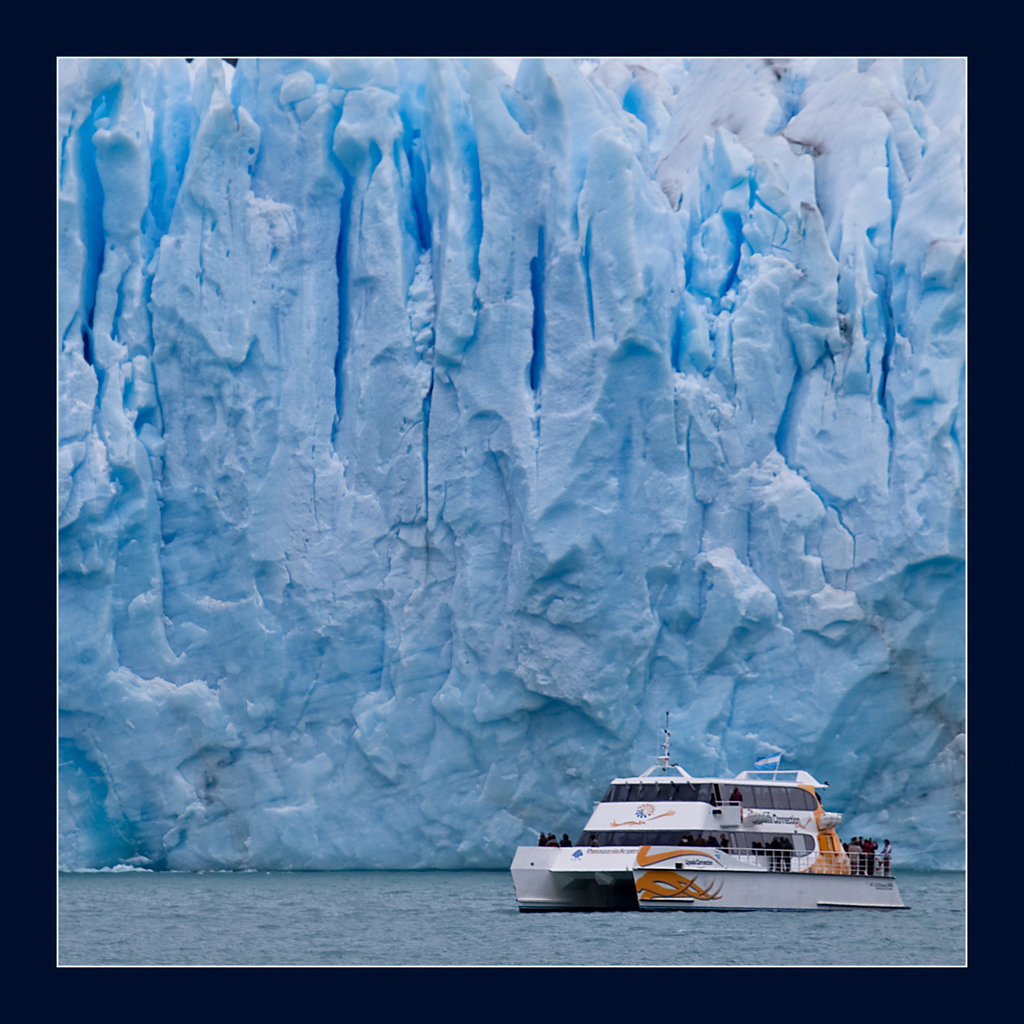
[58,57,965,871]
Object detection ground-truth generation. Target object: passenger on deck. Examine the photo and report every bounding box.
[729,787,742,804]
[848,837,862,875]
[589,835,600,847]
[538,832,547,846]
[880,839,892,876]
[559,834,572,847]
[862,836,877,875]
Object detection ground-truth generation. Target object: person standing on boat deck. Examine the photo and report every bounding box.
[863,837,877,875]
[729,787,742,804]
[880,839,892,876]
[848,837,861,875]
[559,834,572,847]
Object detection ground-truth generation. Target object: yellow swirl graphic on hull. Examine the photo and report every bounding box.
[636,845,720,866]
[636,871,724,901]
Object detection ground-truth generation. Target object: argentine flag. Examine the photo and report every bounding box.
[753,751,782,771]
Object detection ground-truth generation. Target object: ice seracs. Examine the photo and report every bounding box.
[58,58,965,872]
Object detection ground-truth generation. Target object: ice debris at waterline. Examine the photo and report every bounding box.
[58,58,965,872]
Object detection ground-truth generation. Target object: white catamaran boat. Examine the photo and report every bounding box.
[511,728,907,912]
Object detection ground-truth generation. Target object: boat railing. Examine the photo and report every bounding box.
[675,846,894,877]
[715,845,809,872]
[739,770,805,781]
[835,850,894,877]
[735,768,826,787]
[720,843,897,876]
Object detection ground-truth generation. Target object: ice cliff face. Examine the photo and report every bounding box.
[58,57,965,870]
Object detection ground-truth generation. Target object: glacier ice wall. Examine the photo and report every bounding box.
[58,57,965,870]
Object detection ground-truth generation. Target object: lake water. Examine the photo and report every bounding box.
[58,868,965,967]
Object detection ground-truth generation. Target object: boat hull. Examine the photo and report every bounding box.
[511,847,908,911]
[632,866,906,910]
[512,847,638,910]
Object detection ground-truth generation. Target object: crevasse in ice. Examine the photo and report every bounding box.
[58,57,965,870]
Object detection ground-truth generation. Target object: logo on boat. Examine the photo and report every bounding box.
[769,814,805,826]
[635,871,724,902]
[610,806,676,827]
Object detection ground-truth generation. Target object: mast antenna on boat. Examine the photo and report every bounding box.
[658,711,671,767]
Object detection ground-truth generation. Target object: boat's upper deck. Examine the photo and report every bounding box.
[596,778,822,812]
[579,762,838,850]
[608,760,827,790]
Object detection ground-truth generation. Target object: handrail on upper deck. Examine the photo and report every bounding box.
[654,845,892,878]
[639,761,692,779]
[735,768,826,787]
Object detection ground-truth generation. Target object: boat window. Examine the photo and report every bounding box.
[577,830,815,852]
[596,781,813,806]
[793,788,818,810]
[773,787,817,810]
[601,782,705,803]
[741,832,815,854]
